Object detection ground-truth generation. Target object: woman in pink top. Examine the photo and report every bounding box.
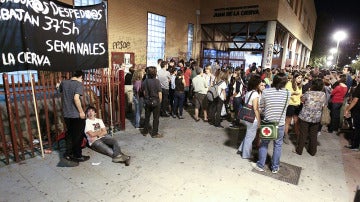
[328,74,348,133]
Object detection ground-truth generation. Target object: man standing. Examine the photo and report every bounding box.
[142,66,163,138]
[157,61,171,117]
[344,81,360,151]
[192,67,208,122]
[59,70,89,166]
[342,66,353,91]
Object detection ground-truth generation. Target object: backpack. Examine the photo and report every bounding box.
[207,81,223,102]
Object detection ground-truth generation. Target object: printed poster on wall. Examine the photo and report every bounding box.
[0,0,108,73]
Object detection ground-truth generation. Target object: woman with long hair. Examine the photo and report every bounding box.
[208,69,228,128]
[328,74,348,133]
[284,71,303,144]
[237,75,262,159]
[132,68,145,129]
[172,70,186,119]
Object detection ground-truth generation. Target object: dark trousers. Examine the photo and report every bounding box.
[161,88,170,115]
[351,112,360,148]
[173,91,185,116]
[144,104,160,135]
[91,136,122,158]
[297,119,319,156]
[64,118,85,158]
[328,102,342,132]
[169,88,175,111]
[209,98,224,126]
[233,96,243,124]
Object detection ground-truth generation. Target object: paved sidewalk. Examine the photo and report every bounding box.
[0,111,358,202]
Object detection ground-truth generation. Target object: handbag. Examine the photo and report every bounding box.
[238,91,255,123]
[320,105,330,125]
[259,91,288,140]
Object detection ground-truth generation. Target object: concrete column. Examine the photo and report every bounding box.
[305,49,311,67]
[300,46,306,68]
[290,38,297,66]
[281,32,290,69]
[297,43,302,67]
[262,21,276,69]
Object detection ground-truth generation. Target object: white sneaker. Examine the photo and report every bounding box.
[317,132,321,136]
[272,168,279,174]
[251,162,265,172]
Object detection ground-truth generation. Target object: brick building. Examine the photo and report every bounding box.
[63,0,316,69]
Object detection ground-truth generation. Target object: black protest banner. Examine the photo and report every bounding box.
[0,0,108,72]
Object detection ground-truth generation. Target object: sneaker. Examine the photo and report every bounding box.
[71,155,90,162]
[214,124,224,128]
[229,123,239,128]
[283,137,289,144]
[317,132,322,136]
[251,162,265,172]
[58,157,79,167]
[151,133,164,138]
[112,154,130,163]
[272,168,279,174]
[178,116,184,119]
[344,145,359,151]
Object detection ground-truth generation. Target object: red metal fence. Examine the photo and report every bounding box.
[0,69,125,165]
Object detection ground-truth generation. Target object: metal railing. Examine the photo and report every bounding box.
[0,69,125,165]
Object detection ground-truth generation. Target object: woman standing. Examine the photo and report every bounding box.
[328,74,348,133]
[208,70,228,128]
[172,70,186,119]
[237,75,262,159]
[295,79,326,156]
[132,69,145,129]
[229,67,244,127]
[203,64,215,87]
[252,73,290,173]
[284,71,303,144]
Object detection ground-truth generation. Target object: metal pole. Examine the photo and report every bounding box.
[336,40,340,67]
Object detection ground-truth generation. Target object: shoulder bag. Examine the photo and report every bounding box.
[238,91,255,123]
[259,90,288,140]
[320,105,331,125]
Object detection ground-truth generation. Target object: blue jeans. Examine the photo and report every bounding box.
[133,96,143,128]
[238,120,258,158]
[233,96,243,123]
[173,91,185,116]
[256,125,285,171]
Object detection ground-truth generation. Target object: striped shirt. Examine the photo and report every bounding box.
[259,88,290,126]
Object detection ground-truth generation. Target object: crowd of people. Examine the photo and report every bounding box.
[59,60,360,173]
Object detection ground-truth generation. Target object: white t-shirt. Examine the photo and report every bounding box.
[244,90,259,106]
[244,90,259,121]
[84,118,106,146]
[217,81,227,101]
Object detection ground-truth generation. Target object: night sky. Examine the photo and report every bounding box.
[312,0,360,65]
[314,0,360,38]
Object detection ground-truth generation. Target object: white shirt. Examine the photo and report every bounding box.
[217,81,227,101]
[84,118,106,146]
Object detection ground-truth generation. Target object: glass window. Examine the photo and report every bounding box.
[74,0,102,6]
[147,13,166,67]
[187,24,194,61]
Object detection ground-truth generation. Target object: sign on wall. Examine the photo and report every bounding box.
[0,0,108,73]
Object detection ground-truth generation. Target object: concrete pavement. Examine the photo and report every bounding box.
[0,109,358,202]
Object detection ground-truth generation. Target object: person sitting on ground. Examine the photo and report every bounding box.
[84,106,130,165]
